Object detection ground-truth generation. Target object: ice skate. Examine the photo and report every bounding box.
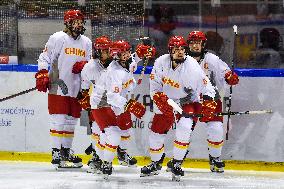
[100,161,113,180]
[166,159,173,172]
[51,148,61,169]
[140,153,165,177]
[117,147,137,167]
[167,150,188,172]
[209,155,225,173]
[85,143,94,155]
[87,151,102,173]
[171,159,184,182]
[140,161,162,177]
[59,147,83,168]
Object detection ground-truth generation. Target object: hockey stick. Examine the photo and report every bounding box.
[226,25,238,140]
[167,99,272,118]
[137,57,149,85]
[0,79,68,102]
[135,36,153,85]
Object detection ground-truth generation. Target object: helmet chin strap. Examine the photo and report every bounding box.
[101,58,113,68]
[173,57,185,64]
[170,55,186,68]
[188,48,207,58]
[188,51,202,57]
[73,26,86,35]
[119,57,132,71]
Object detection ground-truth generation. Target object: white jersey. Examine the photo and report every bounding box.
[105,58,138,115]
[81,59,108,109]
[198,52,231,99]
[37,31,92,97]
[150,54,215,104]
[82,53,141,110]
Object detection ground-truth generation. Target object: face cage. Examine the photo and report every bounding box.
[65,19,86,36]
[94,48,112,66]
[187,40,206,53]
[169,46,187,63]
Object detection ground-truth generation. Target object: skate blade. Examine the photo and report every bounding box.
[166,167,172,172]
[172,174,181,182]
[119,161,137,167]
[87,167,97,173]
[53,164,60,170]
[210,165,224,173]
[59,162,83,168]
[140,171,159,177]
[103,174,110,180]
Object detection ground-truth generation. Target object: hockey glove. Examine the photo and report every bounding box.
[135,44,156,59]
[200,100,217,122]
[153,92,173,117]
[125,99,146,119]
[77,89,91,111]
[72,60,88,74]
[225,71,239,85]
[116,112,132,130]
[35,69,49,92]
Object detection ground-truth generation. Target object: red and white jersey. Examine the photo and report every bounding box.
[150,54,215,103]
[105,58,138,115]
[81,58,105,90]
[81,58,108,109]
[37,31,92,97]
[198,52,231,99]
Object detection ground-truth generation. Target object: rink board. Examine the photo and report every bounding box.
[0,67,284,164]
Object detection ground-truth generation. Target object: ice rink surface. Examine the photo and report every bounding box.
[0,161,283,189]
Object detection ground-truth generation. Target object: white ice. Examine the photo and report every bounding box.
[0,161,283,189]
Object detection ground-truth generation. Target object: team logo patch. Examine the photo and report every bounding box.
[65,48,86,57]
[122,79,134,89]
[162,77,180,88]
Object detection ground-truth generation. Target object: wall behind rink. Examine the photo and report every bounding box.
[0,69,284,162]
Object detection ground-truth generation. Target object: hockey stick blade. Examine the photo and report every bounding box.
[167,99,273,118]
[0,79,68,102]
[55,79,68,95]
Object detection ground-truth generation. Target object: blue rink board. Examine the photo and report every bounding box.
[0,64,284,77]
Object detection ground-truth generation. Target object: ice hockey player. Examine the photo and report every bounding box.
[167,31,239,175]
[90,40,155,179]
[78,35,113,173]
[141,36,216,181]
[35,9,92,168]
[80,36,150,173]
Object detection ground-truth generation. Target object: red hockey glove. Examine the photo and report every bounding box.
[125,99,146,119]
[200,100,217,122]
[225,71,239,85]
[153,92,173,117]
[135,44,156,59]
[72,61,88,74]
[35,69,49,92]
[77,89,90,110]
[116,112,132,130]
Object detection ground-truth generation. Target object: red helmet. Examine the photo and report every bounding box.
[94,36,112,50]
[187,31,207,42]
[64,9,84,24]
[110,40,131,56]
[168,36,187,49]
